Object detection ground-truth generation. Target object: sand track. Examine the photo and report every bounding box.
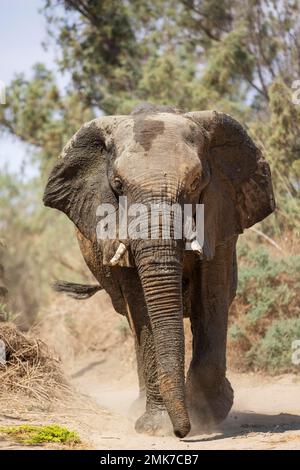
[1,294,300,450]
[69,353,300,450]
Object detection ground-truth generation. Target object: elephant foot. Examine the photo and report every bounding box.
[135,406,172,436]
[186,375,234,430]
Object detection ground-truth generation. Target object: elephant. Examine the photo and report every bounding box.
[43,103,275,438]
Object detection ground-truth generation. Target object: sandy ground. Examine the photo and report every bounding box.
[64,352,300,450]
[2,369,300,450]
[1,294,300,450]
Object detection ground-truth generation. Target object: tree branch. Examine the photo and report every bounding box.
[249,227,285,253]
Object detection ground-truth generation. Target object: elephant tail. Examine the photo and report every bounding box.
[52,281,103,300]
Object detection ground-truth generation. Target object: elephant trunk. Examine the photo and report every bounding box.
[133,239,191,438]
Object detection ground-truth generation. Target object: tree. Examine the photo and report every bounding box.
[0,0,299,322]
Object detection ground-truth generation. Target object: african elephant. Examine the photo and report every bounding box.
[43,103,275,438]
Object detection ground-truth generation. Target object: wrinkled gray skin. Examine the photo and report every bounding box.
[44,104,275,438]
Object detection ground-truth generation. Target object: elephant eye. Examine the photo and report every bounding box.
[113,177,123,194]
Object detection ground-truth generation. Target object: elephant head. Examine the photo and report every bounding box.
[43,104,275,438]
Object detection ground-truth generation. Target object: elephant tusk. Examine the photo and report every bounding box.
[191,239,203,255]
[185,217,203,255]
[109,243,127,266]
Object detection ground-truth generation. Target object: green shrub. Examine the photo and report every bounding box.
[228,238,300,374]
[0,424,80,446]
[246,318,300,374]
[236,244,300,325]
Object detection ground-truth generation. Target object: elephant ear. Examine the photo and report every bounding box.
[185,111,275,259]
[43,117,119,242]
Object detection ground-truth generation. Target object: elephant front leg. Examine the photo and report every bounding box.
[186,238,237,428]
[134,324,173,436]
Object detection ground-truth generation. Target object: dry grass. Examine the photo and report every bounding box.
[0,322,68,404]
[36,291,135,375]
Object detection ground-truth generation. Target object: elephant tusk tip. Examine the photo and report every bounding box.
[191,239,203,254]
[109,242,127,266]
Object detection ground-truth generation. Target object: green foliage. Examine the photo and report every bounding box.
[246,318,300,374]
[0,424,80,446]
[3,0,300,176]
[0,0,297,215]
[250,79,300,206]
[203,25,254,96]
[236,244,300,325]
[0,169,88,327]
[228,237,300,373]
[0,64,93,173]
